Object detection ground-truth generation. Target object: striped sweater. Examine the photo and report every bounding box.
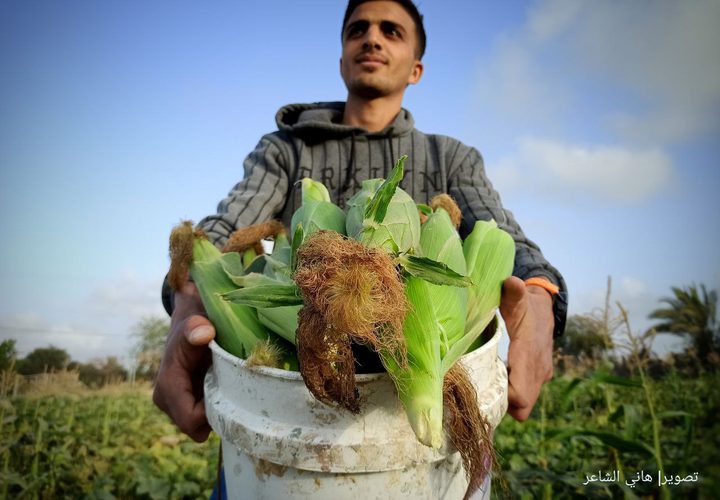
[187,101,567,335]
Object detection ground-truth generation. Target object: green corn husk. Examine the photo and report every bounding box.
[189,235,270,359]
[220,232,303,345]
[263,232,292,280]
[259,232,301,344]
[355,167,514,449]
[395,217,514,449]
[443,219,515,368]
[382,275,445,448]
[382,208,470,448]
[346,156,421,254]
[291,178,346,245]
[419,208,468,356]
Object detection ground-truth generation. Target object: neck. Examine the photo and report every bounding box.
[342,94,403,132]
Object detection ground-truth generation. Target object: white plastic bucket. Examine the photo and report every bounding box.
[204,320,508,499]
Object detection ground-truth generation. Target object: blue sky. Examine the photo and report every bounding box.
[1,0,719,363]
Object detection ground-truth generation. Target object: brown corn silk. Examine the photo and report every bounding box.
[168,221,206,290]
[294,230,408,412]
[443,363,497,500]
[430,194,463,229]
[222,220,286,253]
[296,305,360,411]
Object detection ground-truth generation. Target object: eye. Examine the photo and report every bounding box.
[346,21,368,39]
[381,22,402,38]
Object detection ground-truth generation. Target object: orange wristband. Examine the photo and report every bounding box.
[525,277,559,296]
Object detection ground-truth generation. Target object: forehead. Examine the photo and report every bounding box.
[345,1,416,31]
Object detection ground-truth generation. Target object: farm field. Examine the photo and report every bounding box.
[1,384,220,499]
[1,371,718,499]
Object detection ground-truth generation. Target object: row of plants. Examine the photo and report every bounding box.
[0,388,220,499]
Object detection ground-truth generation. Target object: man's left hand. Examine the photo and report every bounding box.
[500,276,555,421]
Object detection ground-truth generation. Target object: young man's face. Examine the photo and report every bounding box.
[340,1,423,100]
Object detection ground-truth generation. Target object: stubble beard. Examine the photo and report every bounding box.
[345,70,398,100]
[347,80,385,99]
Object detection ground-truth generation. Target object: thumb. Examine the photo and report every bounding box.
[500,276,527,337]
[183,315,216,349]
[500,276,526,311]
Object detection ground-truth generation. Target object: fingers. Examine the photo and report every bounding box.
[152,328,213,442]
[506,339,554,421]
[168,388,211,443]
[153,376,212,442]
[184,317,216,347]
[506,364,541,421]
[153,286,215,442]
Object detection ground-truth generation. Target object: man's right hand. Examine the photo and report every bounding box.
[153,281,215,442]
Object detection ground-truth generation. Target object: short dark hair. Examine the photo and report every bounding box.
[341,0,427,59]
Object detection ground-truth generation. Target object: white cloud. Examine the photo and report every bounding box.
[83,270,166,321]
[620,276,647,298]
[495,136,673,202]
[527,0,582,41]
[567,0,720,144]
[0,271,167,363]
[477,0,720,145]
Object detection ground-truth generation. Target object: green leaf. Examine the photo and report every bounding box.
[218,251,244,278]
[242,247,258,268]
[291,223,303,271]
[364,155,406,223]
[222,284,304,308]
[656,410,693,420]
[225,272,278,288]
[416,203,432,216]
[546,428,654,456]
[243,254,267,275]
[591,372,642,388]
[560,377,584,412]
[397,254,472,287]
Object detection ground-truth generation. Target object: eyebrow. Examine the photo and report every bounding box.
[380,20,406,36]
[344,19,369,37]
[344,19,408,37]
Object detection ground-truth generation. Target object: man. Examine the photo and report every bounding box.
[154,0,568,443]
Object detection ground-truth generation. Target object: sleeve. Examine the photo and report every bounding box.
[198,134,291,248]
[161,134,291,316]
[447,145,568,337]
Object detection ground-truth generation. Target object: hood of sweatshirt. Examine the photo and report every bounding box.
[275,101,415,142]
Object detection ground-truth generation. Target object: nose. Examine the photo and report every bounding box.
[361,25,382,51]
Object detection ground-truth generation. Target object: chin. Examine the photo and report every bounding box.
[347,79,388,99]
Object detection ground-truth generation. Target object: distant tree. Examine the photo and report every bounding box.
[556,314,611,360]
[0,339,17,371]
[73,356,128,387]
[17,346,71,375]
[649,283,719,369]
[131,316,170,380]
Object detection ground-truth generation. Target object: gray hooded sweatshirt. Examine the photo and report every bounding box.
[183,102,567,335]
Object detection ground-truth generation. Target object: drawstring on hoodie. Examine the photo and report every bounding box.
[340,131,356,203]
[387,128,395,176]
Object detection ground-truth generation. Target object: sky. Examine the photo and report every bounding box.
[1,0,719,365]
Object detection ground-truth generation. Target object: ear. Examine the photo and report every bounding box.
[407,60,424,85]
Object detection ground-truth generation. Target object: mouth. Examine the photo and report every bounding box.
[355,53,387,67]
